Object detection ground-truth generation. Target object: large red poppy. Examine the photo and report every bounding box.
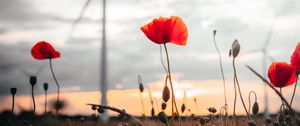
[31,41,60,60]
[268,62,296,88]
[140,16,188,46]
[290,42,300,73]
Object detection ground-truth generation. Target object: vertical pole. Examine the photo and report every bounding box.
[100,0,108,121]
[262,53,270,119]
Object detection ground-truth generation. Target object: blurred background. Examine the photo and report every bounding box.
[0,0,300,116]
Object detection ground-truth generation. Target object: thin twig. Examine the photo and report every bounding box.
[87,103,144,126]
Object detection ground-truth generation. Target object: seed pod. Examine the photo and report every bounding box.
[208,107,217,113]
[162,85,170,102]
[43,83,49,91]
[252,102,259,115]
[161,102,167,110]
[30,76,37,86]
[158,111,168,125]
[151,107,155,117]
[10,87,17,95]
[91,105,97,111]
[248,120,257,126]
[231,39,240,58]
[213,30,217,36]
[181,104,186,113]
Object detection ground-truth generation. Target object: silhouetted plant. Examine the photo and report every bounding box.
[230,39,250,125]
[29,76,37,113]
[158,111,168,126]
[87,103,143,125]
[10,87,17,113]
[212,29,228,126]
[137,75,145,117]
[248,91,259,116]
[43,83,48,114]
[31,41,61,116]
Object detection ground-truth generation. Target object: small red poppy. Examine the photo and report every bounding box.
[268,62,296,88]
[290,42,300,73]
[140,16,188,46]
[31,41,60,60]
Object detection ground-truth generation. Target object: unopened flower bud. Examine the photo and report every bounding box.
[30,76,37,86]
[162,85,170,102]
[10,87,17,95]
[158,111,168,125]
[252,102,259,115]
[43,83,48,91]
[231,39,240,58]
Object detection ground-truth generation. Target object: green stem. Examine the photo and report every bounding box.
[163,44,180,116]
[290,74,298,107]
[49,59,60,116]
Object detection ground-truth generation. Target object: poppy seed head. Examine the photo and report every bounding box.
[252,102,259,115]
[161,102,167,110]
[10,87,17,95]
[213,30,217,36]
[29,76,37,86]
[43,83,48,91]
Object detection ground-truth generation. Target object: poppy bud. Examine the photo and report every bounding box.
[231,39,240,58]
[43,83,48,91]
[252,102,259,115]
[10,87,17,95]
[158,111,168,125]
[139,83,144,93]
[181,103,186,113]
[213,30,217,36]
[248,120,257,126]
[162,85,170,102]
[29,76,37,86]
[161,102,167,110]
[151,107,155,117]
[97,107,105,113]
[194,98,196,102]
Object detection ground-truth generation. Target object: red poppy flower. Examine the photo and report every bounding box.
[140,16,188,46]
[31,41,60,60]
[268,62,296,88]
[290,42,300,73]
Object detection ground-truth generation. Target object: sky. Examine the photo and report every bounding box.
[0,0,300,116]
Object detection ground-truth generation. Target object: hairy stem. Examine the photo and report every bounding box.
[49,59,60,116]
[232,67,237,126]
[163,44,180,116]
[233,59,250,120]
[290,74,298,107]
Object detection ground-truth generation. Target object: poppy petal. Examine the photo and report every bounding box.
[31,41,61,60]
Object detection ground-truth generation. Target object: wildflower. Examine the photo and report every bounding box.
[140,16,188,45]
[31,41,60,60]
[268,62,296,88]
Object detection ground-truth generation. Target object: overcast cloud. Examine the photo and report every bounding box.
[0,0,300,96]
